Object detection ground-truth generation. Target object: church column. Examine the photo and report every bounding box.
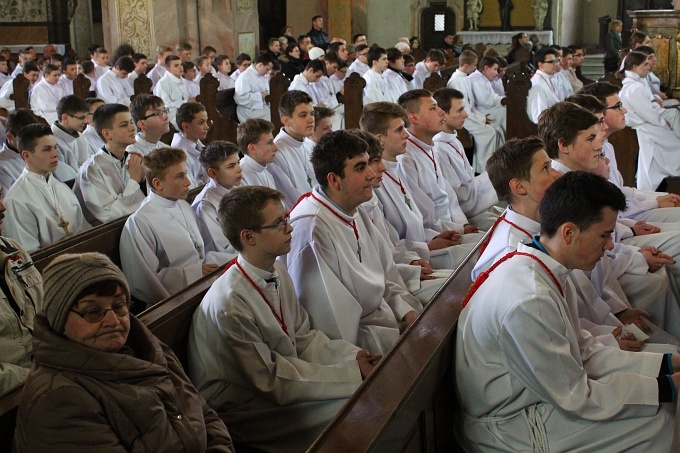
[328,0,352,42]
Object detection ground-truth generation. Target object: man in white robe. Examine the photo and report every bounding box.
[92,47,110,82]
[57,59,77,96]
[51,95,92,173]
[527,48,563,123]
[3,125,88,251]
[468,56,506,134]
[153,56,188,130]
[95,57,135,106]
[287,131,422,354]
[362,47,388,106]
[268,91,316,210]
[29,64,64,124]
[74,103,145,225]
[237,118,278,189]
[234,54,274,122]
[447,51,504,173]
[170,102,210,188]
[126,94,170,156]
[188,185,380,451]
[82,98,106,157]
[383,48,412,104]
[310,56,344,130]
[288,60,324,105]
[346,45,369,77]
[120,147,218,306]
[0,62,40,114]
[432,88,500,230]
[192,141,242,264]
[412,49,445,89]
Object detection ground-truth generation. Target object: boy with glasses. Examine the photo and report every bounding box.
[526,47,562,123]
[347,44,369,76]
[127,94,170,156]
[51,95,93,174]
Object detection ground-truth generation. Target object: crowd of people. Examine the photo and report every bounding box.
[2,14,680,452]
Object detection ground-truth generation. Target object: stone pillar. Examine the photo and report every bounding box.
[328,0,352,42]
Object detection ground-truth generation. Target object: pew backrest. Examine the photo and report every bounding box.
[608,126,639,187]
[343,72,366,130]
[423,71,447,93]
[132,73,153,100]
[198,74,238,144]
[266,72,291,130]
[11,76,30,110]
[505,71,537,140]
[73,73,92,100]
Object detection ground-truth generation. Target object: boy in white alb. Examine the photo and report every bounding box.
[347,44,369,77]
[237,118,278,188]
[127,94,170,156]
[230,53,252,82]
[432,88,500,230]
[467,55,507,134]
[147,45,173,89]
[192,141,243,263]
[235,54,274,122]
[125,53,149,95]
[170,102,210,188]
[51,95,93,173]
[0,109,41,192]
[362,46,388,106]
[188,185,380,451]
[3,124,88,251]
[0,62,40,114]
[82,98,106,156]
[412,49,444,89]
[268,90,316,210]
[214,55,235,91]
[287,130,422,354]
[92,47,110,81]
[74,103,146,225]
[288,60,325,105]
[302,106,335,182]
[58,58,77,96]
[383,47,412,103]
[182,61,200,100]
[310,53,344,130]
[29,63,64,124]
[95,56,134,106]
[153,55,189,130]
[526,48,562,123]
[120,147,219,307]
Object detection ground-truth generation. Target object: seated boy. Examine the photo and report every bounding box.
[153,55,189,130]
[288,59,325,105]
[412,49,444,89]
[238,118,278,188]
[234,54,274,122]
[0,109,40,192]
[82,97,106,156]
[125,52,149,94]
[0,62,40,113]
[362,46,388,105]
[95,56,135,106]
[182,61,200,100]
[268,90,316,210]
[120,147,218,306]
[188,186,380,451]
[51,95,93,173]
[171,102,210,188]
[74,103,146,224]
[192,141,242,263]
[3,124,88,251]
[58,58,78,96]
[127,94,170,156]
[30,63,64,124]
[214,55,235,91]
[303,106,335,181]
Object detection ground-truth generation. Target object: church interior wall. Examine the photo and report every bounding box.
[287,0,326,44]
[366,0,412,47]
[580,0,618,47]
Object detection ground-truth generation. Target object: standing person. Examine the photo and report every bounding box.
[189,186,379,452]
[308,15,330,50]
[13,252,233,451]
[456,171,678,452]
[605,20,623,73]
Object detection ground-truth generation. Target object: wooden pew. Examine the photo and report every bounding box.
[132,73,153,100]
[72,73,92,100]
[342,72,366,130]
[266,72,291,130]
[10,76,30,110]
[505,72,537,140]
[608,127,639,187]
[309,235,485,451]
[423,72,446,93]
[198,73,238,144]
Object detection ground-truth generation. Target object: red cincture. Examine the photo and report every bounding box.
[446,142,466,161]
[477,213,533,258]
[383,171,412,210]
[462,251,564,308]
[311,193,362,262]
[235,260,288,335]
[407,137,438,180]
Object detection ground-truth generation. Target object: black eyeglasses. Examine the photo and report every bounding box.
[141,108,170,120]
[543,60,559,64]
[605,102,623,111]
[67,113,88,121]
[70,301,133,323]
[249,215,290,232]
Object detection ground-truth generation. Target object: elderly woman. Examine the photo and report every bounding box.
[13,253,233,452]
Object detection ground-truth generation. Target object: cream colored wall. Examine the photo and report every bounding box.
[580,0,618,46]
[287,0,325,43]
[366,0,412,48]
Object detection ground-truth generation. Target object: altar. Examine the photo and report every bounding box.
[456,30,554,46]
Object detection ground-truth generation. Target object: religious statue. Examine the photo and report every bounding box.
[467,0,483,31]
[498,0,513,31]
[531,0,548,31]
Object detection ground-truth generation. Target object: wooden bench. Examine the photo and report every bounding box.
[608,127,639,188]
[10,76,29,110]
[198,74,238,144]
[266,72,291,131]
[72,73,92,100]
[132,73,153,100]
[343,72,366,130]
[505,71,537,140]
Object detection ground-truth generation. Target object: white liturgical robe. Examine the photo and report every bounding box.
[29,79,64,124]
[287,187,421,354]
[188,257,362,452]
[288,75,319,105]
[120,191,206,306]
[310,76,344,130]
[3,169,87,251]
[191,179,237,264]
[269,128,314,210]
[215,72,235,91]
[456,242,674,452]
[153,71,189,130]
[382,68,411,103]
[74,148,145,224]
[95,70,132,106]
[234,66,271,122]
[51,122,93,172]
[239,155,276,189]
[412,62,436,89]
[57,74,74,96]
[347,59,369,77]
[82,124,105,157]
[0,142,25,192]
[171,133,207,188]
[362,69,387,106]
[147,64,166,89]
[126,133,167,157]
[526,70,561,124]
[468,69,506,133]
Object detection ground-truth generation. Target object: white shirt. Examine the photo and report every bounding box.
[234,66,270,122]
[51,122,93,172]
[382,68,411,103]
[120,191,205,306]
[96,70,132,106]
[57,74,74,96]
[171,133,207,189]
[269,128,314,210]
[147,64,166,89]
[347,59,369,77]
[3,169,87,251]
[447,70,487,125]
[0,78,17,112]
[526,70,561,123]
[191,179,237,263]
[239,154,276,189]
[126,133,168,157]
[289,74,319,105]
[215,72,235,91]
[82,124,105,157]
[184,78,200,99]
[0,142,25,192]
[93,62,110,81]
[29,78,64,124]
[153,71,189,130]
[413,61,437,89]
[362,69,387,105]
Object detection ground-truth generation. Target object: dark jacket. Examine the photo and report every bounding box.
[307,28,330,50]
[279,55,305,80]
[14,315,234,452]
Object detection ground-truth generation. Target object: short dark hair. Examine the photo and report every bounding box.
[176,102,206,131]
[478,55,499,71]
[176,41,193,52]
[360,102,407,135]
[312,130,368,188]
[313,106,335,126]
[23,61,40,74]
[18,123,53,154]
[144,146,186,185]
[537,102,598,158]
[182,61,195,72]
[61,58,76,70]
[218,186,285,251]
[93,103,131,141]
[432,87,464,114]
[367,46,386,67]
[43,63,60,74]
[629,32,649,49]
[255,54,275,66]
[237,118,275,154]
[534,47,559,66]
[565,94,606,115]
[131,53,147,63]
[199,140,239,171]
[202,45,217,55]
[349,129,382,159]
[354,44,369,54]
[85,97,105,109]
[635,45,654,56]
[304,59,325,73]
[214,55,231,66]
[129,94,165,124]
[578,82,620,104]
[279,90,313,118]
[80,60,94,75]
[561,46,573,57]
[312,15,322,22]
[398,88,432,116]
[268,37,280,48]
[165,54,181,66]
[540,171,626,238]
[486,137,546,204]
[353,34,366,44]
[426,49,446,65]
[235,53,252,65]
[459,50,478,66]
[386,47,403,63]
[57,95,89,119]
[6,108,39,136]
[114,56,135,72]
